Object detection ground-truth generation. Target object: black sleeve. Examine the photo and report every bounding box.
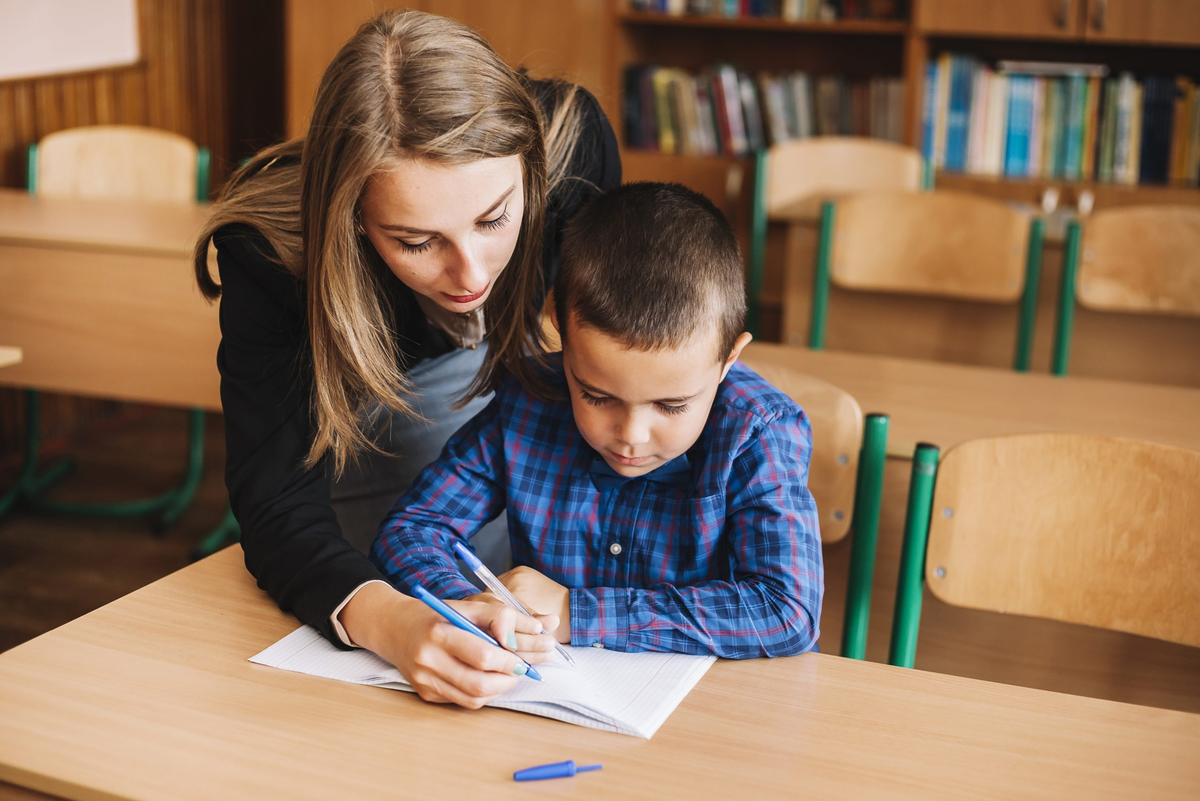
[540,84,623,289]
[214,225,383,648]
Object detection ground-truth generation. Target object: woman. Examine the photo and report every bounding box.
[193,10,620,708]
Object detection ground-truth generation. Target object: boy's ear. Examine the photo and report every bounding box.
[719,332,754,381]
[549,302,561,334]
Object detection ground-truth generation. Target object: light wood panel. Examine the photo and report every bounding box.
[927,434,1200,648]
[764,137,921,214]
[0,349,21,370]
[1083,0,1200,46]
[738,358,863,542]
[1078,205,1200,316]
[35,125,199,202]
[916,0,1084,39]
[831,191,1031,302]
[1,546,1198,800]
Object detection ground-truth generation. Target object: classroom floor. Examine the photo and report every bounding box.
[2,408,1199,716]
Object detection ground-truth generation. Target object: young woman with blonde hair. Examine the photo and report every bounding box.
[193,9,619,708]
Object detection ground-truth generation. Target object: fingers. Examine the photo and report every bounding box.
[513,631,558,664]
[408,624,522,708]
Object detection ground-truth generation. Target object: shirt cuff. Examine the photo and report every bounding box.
[330,580,391,648]
[569,587,632,651]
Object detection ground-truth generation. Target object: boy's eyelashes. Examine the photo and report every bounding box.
[394,208,512,254]
[578,391,689,416]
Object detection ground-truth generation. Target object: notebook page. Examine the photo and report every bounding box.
[250,626,714,738]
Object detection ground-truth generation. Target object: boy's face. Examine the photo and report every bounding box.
[559,315,752,478]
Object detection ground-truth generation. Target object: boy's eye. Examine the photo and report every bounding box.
[580,391,611,407]
[657,403,689,416]
[397,238,433,254]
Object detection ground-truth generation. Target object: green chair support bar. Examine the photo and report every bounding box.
[0,390,73,518]
[1012,217,1045,372]
[888,442,940,669]
[840,412,890,661]
[809,200,835,350]
[26,143,39,193]
[1052,220,1083,376]
[920,158,935,191]
[196,147,211,201]
[746,148,769,339]
[191,505,241,562]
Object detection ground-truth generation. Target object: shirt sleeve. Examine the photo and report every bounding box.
[214,226,385,648]
[369,395,509,600]
[568,410,824,659]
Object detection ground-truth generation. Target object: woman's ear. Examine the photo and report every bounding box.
[719,332,754,381]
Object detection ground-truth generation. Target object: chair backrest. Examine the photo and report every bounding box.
[925,433,1200,649]
[828,190,1033,302]
[763,137,923,216]
[739,354,863,543]
[31,125,205,202]
[1076,206,1200,317]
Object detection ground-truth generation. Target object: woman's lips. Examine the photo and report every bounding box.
[441,284,489,304]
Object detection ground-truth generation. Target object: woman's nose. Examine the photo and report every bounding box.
[446,241,489,292]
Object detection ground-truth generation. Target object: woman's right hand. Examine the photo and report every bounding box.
[338,582,541,709]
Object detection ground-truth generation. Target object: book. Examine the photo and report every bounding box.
[251,626,716,739]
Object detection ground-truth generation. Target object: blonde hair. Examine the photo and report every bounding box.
[194,10,585,475]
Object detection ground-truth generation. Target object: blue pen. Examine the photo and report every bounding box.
[412,584,543,681]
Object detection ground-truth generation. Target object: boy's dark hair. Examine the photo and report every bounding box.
[554,181,746,362]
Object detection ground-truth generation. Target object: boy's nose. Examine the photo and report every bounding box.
[615,413,651,448]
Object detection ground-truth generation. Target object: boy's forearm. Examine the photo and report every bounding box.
[369,529,478,599]
[568,579,819,659]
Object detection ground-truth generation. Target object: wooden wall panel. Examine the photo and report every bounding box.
[0,0,229,457]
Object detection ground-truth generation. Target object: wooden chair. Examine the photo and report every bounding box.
[1052,206,1200,376]
[747,137,926,337]
[742,348,889,660]
[1,126,211,533]
[809,190,1046,371]
[889,434,1200,669]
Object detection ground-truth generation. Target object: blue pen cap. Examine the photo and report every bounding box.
[513,760,602,782]
[452,540,483,571]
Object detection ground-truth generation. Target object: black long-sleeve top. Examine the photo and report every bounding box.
[212,85,620,645]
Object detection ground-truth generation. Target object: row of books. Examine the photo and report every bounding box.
[624,64,905,157]
[923,54,1200,186]
[629,0,902,21]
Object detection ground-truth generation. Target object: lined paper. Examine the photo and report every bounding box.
[250,626,714,738]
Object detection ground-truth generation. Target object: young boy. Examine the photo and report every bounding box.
[370,182,822,659]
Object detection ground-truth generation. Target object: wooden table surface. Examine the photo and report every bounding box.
[743,342,1200,458]
[0,547,1196,801]
[0,188,220,410]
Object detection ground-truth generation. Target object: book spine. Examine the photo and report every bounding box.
[1063,74,1086,180]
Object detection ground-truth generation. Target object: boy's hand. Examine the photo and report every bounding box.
[497,566,571,644]
[462,590,561,663]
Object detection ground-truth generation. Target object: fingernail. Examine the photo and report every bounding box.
[507,632,518,649]
[513,662,528,676]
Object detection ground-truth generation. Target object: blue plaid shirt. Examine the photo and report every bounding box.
[370,355,823,659]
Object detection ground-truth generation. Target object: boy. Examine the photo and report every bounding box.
[370,182,822,659]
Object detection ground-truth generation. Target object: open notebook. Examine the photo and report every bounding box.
[250,626,715,739]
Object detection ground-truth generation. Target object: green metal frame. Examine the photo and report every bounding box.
[840,413,890,660]
[747,148,769,339]
[1,138,213,534]
[1051,220,1083,377]
[809,200,835,350]
[887,443,940,668]
[1012,218,1046,372]
[920,158,935,190]
[190,505,240,562]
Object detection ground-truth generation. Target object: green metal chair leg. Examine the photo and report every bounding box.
[888,443,940,669]
[746,147,769,340]
[190,505,240,562]
[0,389,74,520]
[26,406,206,534]
[809,201,835,350]
[1051,220,1083,377]
[841,413,890,660]
[1012,218,1045,372]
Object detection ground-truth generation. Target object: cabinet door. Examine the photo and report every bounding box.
[1083,0,1200,46]
[916,0,1083,39]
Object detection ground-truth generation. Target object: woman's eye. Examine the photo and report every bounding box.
[580,392,611,407]
[398,239,433,254]
[657,403,689,416]
[478,210,511,231]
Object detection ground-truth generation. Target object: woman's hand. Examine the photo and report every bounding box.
[462,590,560,664]
[338,582,542,709]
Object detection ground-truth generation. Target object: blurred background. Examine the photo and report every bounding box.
[1,0,1198,714]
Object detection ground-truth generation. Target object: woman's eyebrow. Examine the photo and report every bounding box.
[378,185,515,234]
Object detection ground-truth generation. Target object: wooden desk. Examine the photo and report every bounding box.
[0,188,220,411]
[0,547,1197,800]
[0,347,22,368]
[744,343,1200,458]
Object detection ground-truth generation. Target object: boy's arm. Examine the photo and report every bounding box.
[570,410,823,659]
[369,397,508,600]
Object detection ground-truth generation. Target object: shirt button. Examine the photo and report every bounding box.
[592,642,605,649]
[609,542,622,555]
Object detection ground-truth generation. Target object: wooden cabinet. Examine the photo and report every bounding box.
[1082,0,1200,46]
[916,0,1084,40]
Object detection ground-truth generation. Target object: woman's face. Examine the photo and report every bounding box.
[359,155,525,313]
